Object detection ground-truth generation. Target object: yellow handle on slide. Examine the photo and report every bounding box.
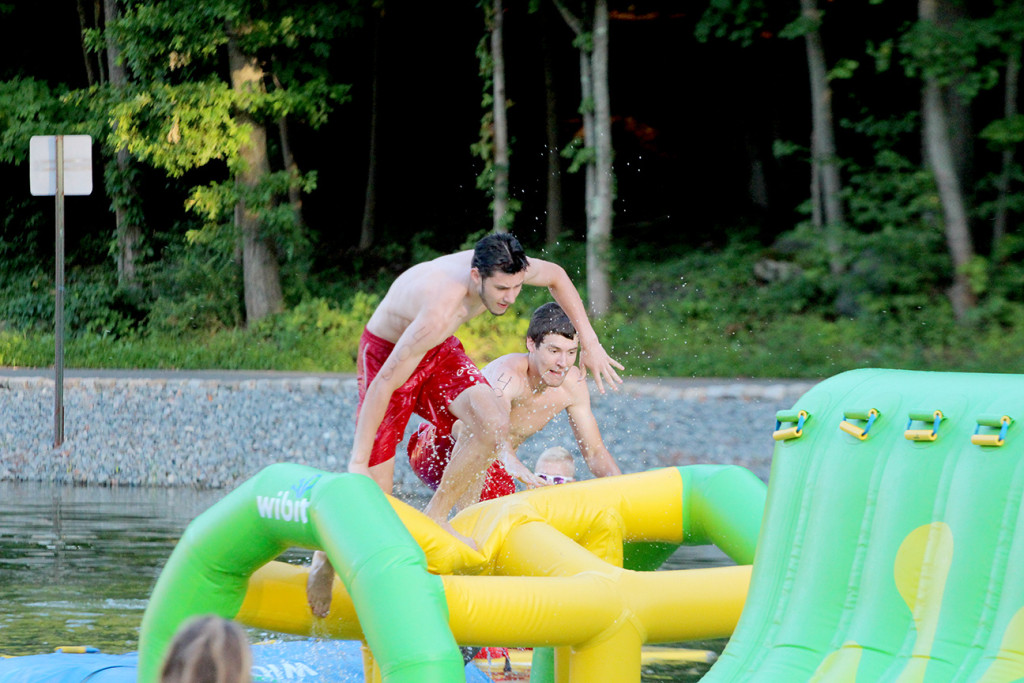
[905,410,944,442]
[840,408,879,441]
[971,414,1012,447]
[774,410,809,441]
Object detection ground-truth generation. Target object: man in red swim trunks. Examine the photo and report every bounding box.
[306,233,624,617]
[408,302,621,503]
[406,410,517,501]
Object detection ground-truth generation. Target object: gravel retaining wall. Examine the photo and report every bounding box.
[0,374,817,498]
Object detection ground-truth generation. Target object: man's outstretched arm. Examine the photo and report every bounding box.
[566,382,622,477]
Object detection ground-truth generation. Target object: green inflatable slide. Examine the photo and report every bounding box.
[703,368,1024,682]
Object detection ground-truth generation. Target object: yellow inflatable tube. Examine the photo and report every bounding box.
[240,560,750,645]
[238,465,765,683]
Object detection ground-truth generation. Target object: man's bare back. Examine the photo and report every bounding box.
[365,251,485,344]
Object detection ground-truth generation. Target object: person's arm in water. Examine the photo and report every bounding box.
[522,258,624,393]
[565,371,622,478]
[348,308,453,476]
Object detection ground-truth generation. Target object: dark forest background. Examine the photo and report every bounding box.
[0,0,1022,378]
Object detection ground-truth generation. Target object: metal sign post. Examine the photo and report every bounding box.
[29,134,93,448]
[54,137,65,445]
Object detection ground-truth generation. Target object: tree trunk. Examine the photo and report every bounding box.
[809,155,822,226]
[551,0,614,317]
[800,0,844,275]
[490,0,511,232]
[76,0,100,86]
[103,0,142,289]
[228,32,284,325]
[540,2,564,247]
[993,48,1019,257]
[745,131,769,211]
[579,46,596,230]
[93,0,107,84]
[277,115,305,229]
[920,0,976,321]
[936,1,973,193]
[587,0,612,317]
[359,7,383,251]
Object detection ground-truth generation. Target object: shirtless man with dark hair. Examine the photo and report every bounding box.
[408,302,621,505]
[307,234,623,617]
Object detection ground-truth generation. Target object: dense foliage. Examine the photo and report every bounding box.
[6,237,1024,378]
[1,1,1024,378]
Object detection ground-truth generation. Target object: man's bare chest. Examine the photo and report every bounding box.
[507,392,572,446]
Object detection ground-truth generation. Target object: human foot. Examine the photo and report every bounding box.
[306,550,335,618]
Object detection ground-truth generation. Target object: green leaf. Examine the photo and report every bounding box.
[828,58,860,81]
[779,15,817,40]
[980,114,1024,149]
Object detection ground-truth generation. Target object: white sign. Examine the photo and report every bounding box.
[29,135,93,196]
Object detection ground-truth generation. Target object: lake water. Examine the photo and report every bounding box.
[0,482,224,655]
[0,481,727,681]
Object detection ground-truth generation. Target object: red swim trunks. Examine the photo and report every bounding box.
[357,328,490,468]
[407,422,515,501]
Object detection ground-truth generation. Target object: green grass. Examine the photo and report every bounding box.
[5,239,1024,379]
[6,307,1024,379]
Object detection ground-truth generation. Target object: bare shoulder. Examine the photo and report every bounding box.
[431,248,475,270]
[521,255,566,285]
[482,353,529,400]
[370,251,473,339]
[394,250,473,296]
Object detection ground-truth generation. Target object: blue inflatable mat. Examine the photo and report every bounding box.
[0,639,493,682]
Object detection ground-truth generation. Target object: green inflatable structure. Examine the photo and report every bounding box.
[137,465,464,683]
[703,368,1024,682]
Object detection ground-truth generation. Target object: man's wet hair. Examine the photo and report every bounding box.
[527,302,577,345]
[472,232,529,278]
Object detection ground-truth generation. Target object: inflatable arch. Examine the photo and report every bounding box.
[137,463,767,683]
[703,368,1024,682]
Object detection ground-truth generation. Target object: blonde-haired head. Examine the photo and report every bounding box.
[535,446,576,482]
[160,615,252,683]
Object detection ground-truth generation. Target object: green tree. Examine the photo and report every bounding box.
[487,0,512,233]
[100,0,356,325]
[899,0,1024,319]
[552,0,614,317]
[101,0,145,289]
[538,0,565,248]
[908,0,978,320]
[781,0,847,276]
[472,0,519,234]
[359,2,385,251]
[977,1,1024,257]
[699,0,847,278]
